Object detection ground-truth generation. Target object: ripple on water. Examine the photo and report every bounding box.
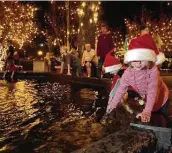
[0,79,110,153]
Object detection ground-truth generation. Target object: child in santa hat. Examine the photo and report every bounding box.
[104,48,125,100]
[103,48,135,119]
[106,28,169,123]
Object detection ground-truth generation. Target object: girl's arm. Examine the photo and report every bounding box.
[143,65,159,114]
[106,70,129,114]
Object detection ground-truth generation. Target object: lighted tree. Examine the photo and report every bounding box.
[112,29,124,52]
[42,1,102,55]
[44,1,67,50]
[124,18,140,41]
[77,1,101,53]
[154,15,172,52]
[0,1,38,55]
[44,1,79,51]
[124,5,172,53]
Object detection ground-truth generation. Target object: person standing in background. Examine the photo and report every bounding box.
[2,40,16,80]
[96,23,114,78]
[69,45,82,77]
[13,51,20,65]
[44,52,52,72]
[59,46,72,75]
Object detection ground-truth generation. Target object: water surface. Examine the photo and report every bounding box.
[0,79,109,153]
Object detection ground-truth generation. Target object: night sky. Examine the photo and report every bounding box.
[33,0,172,39]
[102,1,160,26]
[103,1,172,35]
[35,1,171,28]
[101,1,172,31]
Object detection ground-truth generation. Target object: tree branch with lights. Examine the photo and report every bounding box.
[0,1,38,61]
[124,6,172,53]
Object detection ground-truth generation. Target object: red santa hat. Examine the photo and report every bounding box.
[124,33,165,65]
[104,49,122,73]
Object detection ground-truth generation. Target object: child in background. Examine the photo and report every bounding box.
[44,52,51,72]
[106,30,168,123]
[13,51,20,65]
[81,44,96,77]
[104,48,123,94]
[2,41,17,80]
[103,48,134,117]
[60,46,72,75]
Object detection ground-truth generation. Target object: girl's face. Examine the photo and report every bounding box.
[130,61,148,70]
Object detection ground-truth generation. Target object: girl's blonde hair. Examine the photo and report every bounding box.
[128,61,154,69]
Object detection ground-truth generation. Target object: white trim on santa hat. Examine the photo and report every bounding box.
[155,52,166,65]
[124,48,157,64]
[104,63,122,73]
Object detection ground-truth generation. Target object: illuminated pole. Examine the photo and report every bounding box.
[66,0,70,49]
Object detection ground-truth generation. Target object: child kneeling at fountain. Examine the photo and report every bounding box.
[106,33,169,123]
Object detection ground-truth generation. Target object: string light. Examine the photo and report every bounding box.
[77,1,100,51]
[125,15,172,52]
[112,30,124,52]
[0,1,38,61]
[44,1,80,46]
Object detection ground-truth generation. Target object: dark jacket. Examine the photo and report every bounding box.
[97,34,113,57]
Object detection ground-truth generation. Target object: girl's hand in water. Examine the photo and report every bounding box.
[108,108,116,120]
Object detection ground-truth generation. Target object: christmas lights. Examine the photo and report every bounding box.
[124,9,172,53]
[0,2,38,49]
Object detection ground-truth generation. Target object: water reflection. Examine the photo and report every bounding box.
[0,79,108,153]
[0,79,170,153]
[0,81,38,134]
